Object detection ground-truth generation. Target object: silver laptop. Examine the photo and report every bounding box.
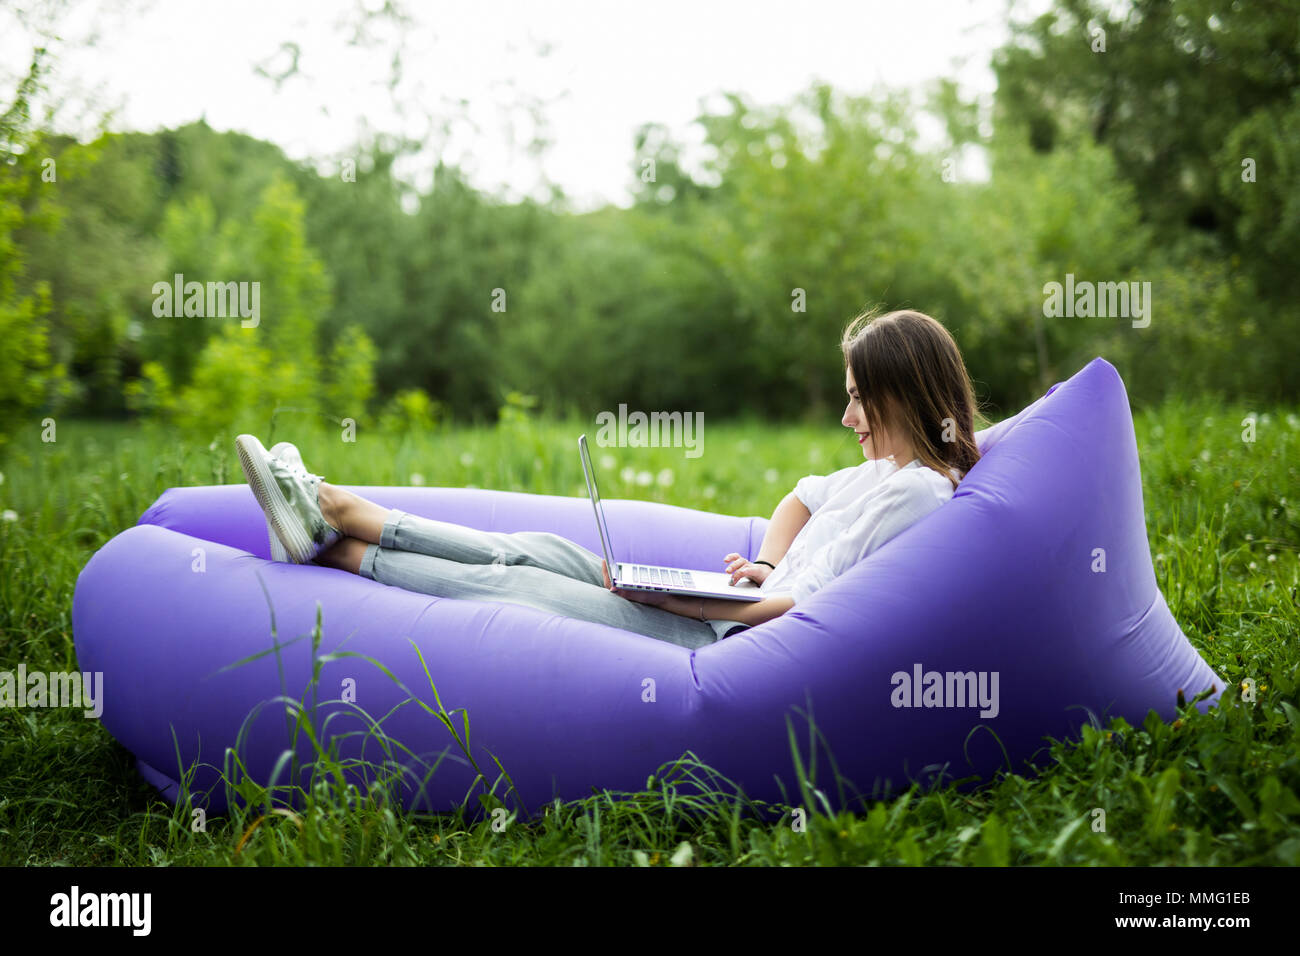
[579,434,763,601]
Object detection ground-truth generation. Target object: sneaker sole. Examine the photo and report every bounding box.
[236,435,318,564]
[266,444,299,563]
[267,526,289,562]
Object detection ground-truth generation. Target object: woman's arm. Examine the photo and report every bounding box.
[698,595,795,627]
[753,491,812,567]
[616,591,795,628]
[603,562,795,628]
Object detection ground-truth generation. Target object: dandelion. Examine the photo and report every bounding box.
[600,455,616,471]
[621,466,636,484]
[1,509,16,522]
[703,485,717,499]
[1199,449,1211,463]
[1286,413,1299,430]
[1280,497,1288,507]
[1248,562,1257,570]
[208,439,218,451]
[764,468,779,483]
[636,470,653,487]
[409,473,425,486]
[656,468,674,487]
[1268,554,1277,563]
[1246,533,1254,541]
[460,452,474,467]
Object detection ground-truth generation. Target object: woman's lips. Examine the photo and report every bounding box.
[858,432,870,445]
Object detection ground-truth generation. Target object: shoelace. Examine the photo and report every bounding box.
[273,454,324,485]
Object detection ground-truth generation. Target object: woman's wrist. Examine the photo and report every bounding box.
[663,594,695,619]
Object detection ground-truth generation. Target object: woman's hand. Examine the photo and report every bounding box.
[723,553,772,587]
[602,559,672,607]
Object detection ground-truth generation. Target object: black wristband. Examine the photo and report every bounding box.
[753,560,776,570]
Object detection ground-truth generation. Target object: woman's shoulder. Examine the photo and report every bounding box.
[809,457,887,486]
[895,459,964,500]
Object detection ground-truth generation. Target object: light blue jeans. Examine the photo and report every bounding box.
[357,510,750,649]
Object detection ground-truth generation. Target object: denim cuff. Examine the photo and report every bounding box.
[359,543,380,580]
[359,510,405,581]
[379,509,405,549]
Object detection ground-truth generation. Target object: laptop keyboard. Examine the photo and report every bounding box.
[634,566,693,588]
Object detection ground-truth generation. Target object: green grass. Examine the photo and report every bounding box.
[0,399,1297,866]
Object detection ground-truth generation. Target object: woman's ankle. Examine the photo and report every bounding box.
[317,483,390,545]
[317,482,348,536]
[314,536,366,574]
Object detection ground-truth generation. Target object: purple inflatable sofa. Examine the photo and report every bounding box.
[71,356,1225,818]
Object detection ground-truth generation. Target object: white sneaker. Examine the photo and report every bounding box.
[265,442,304,562]
[236,434,342,564]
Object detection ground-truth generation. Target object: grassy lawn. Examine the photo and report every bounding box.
[1,398,1297,865]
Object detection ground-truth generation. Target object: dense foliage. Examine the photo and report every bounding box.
[1,0,1296,446]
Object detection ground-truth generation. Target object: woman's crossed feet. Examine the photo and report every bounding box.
[236,434,398,569]
[236,434,342,563]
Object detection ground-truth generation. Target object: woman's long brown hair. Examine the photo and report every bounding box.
[840,309,988,491]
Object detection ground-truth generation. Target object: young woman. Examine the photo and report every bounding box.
[236,309,984,650]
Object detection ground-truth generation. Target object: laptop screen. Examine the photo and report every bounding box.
[578,435,619,577]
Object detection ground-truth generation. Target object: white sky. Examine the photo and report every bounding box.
[4,0,1050,210]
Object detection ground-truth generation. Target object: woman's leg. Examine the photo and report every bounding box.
[312,488,731,648]
[318,484,606,585]
[358,541,718,649]
[315,536,368,574]
[317,483,390,546]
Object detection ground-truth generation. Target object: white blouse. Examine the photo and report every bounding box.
[760,456,963,606]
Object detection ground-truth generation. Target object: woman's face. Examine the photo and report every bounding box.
[843,367,909,463]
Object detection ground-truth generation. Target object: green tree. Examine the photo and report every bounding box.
[0,51,63,452]
[172,174,375,436]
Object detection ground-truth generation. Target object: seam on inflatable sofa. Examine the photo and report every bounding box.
[688,651,702,691]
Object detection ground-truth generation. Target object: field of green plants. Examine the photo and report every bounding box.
[1,393,1296,866]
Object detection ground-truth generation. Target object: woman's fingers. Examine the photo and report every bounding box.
[728,564,772,585]
[722,554,774,584]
